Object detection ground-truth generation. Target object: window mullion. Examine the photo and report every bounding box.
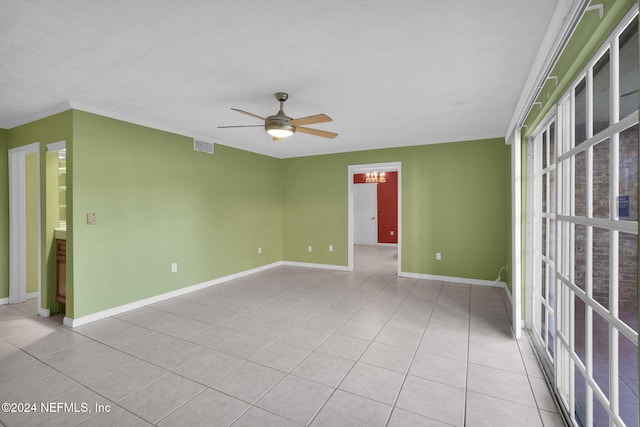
[585,66,595,427]
[608,35,621,423]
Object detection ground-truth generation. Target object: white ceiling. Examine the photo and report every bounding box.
[0,0,560,158]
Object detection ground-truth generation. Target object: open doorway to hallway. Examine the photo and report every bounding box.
[348,162,401,274]
[353,244,398,274]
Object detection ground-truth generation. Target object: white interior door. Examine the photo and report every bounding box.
[354,183,377,245]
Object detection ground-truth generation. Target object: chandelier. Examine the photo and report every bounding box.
[365,171,386,184]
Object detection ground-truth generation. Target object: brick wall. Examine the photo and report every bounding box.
[573,123,638,312]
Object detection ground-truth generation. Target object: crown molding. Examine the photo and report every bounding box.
[1,100,218,146]
[1,101,73,129]
[505,0,589,143]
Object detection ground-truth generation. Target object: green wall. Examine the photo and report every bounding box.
[3,110,510,319]
[0,129,7,299]
[283,138,511,283]
[71,111,283,318]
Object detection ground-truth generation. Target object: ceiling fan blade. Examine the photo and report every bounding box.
[289,113,332,126]
[230,108,265,121]
[217,125,264,128]
[295,126,338,139]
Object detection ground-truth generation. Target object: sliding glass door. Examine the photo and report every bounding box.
[529,10,638,427]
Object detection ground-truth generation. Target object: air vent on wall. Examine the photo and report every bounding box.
[193,139,214,154]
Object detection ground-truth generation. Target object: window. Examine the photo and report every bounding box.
[529,11,638,427]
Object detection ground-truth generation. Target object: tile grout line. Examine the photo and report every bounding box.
[383,280,446,427]
[210,259,399,426]
[304,265,414,425]
[1,327,152,426]
[303,264,406,425]
[463,285,472,426]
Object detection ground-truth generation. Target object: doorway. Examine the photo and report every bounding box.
[348,162,401,273]
[8,142,45,315]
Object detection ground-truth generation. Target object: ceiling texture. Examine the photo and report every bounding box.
[1,0,561,158]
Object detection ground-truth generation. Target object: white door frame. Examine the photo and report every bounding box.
[8,142,48,316]
[348,162,401,273]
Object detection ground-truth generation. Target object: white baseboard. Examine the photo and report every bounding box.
[504,283,514,305]
[64,261,283,328]
[282,261,349,271]
[399,271,506,288]
[38,308,50,317]
[0,294,38,305]
[61,261,508,328]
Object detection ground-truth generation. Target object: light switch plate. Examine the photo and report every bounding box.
[87,213,96,225]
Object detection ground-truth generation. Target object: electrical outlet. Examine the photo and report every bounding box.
[171,262,178,272]
[436,253,442,261]
[258,247,262,254]
[390,231,394,236]
[329,245,333,252]
[308,246,312,253]
[87,213,96,225]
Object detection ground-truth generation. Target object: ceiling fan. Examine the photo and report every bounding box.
[218,92,338,140]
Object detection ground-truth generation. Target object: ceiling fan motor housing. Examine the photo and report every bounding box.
[265,117,295,135]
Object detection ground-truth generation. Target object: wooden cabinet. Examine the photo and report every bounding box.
[55,239,66,305]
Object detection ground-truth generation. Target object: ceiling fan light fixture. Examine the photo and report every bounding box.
[265,123,295,139]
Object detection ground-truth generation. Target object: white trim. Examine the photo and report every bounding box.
[399,271,506,288]
[585,3,604,19]
[348,162,402,275]
[67,101,207,140]
[8,143,42,312]
[525,137,535,330]
[510,127,523,338]
[505,0,588,141]
[38,308,50,317]
[0,102,217,153]
[63,261,284,328]
[45,140,66,152]
[504,283,514,306]
[25,291,38,300]
[556,214,638,234]
[0,102,73,129]
[0,298,8,305]
[281,261,349,271]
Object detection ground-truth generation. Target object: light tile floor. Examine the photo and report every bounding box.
[0,246,565,426]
